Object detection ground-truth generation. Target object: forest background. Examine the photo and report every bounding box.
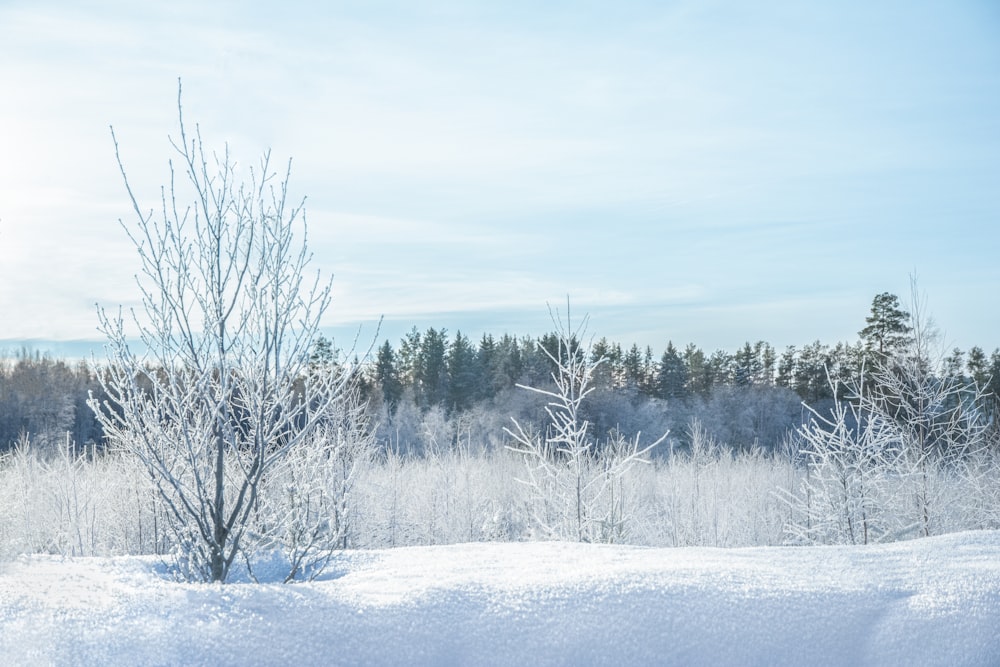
[2,291,997,458]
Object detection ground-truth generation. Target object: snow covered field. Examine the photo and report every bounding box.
[2,531,999,666]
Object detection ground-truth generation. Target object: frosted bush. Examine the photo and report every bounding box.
[2,428,998,559]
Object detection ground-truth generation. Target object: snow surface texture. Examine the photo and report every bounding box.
[2,532,999,666]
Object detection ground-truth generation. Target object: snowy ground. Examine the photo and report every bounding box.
[1,532,999,666]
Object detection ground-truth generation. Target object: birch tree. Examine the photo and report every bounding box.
[89,83,351,582]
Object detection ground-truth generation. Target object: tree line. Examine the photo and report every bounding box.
[0,351,105,450]
[4,293,997,454]
[361,291,1000,419]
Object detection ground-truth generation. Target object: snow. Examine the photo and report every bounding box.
[2,532,999,666]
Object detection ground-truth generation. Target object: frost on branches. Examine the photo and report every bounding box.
[505,302,667,543]
[784,284,993,545]
[89,82,364,583]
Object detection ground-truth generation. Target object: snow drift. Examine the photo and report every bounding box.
[2,531,999,666]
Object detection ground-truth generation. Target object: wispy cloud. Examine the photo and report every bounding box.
[0,1,997,352]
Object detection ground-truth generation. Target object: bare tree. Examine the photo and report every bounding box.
[505,302,666,542]
[784,368,904,545]
[89,82,351,582]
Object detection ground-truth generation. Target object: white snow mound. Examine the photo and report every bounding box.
[1,531,999,666]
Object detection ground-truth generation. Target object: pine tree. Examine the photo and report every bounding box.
[496,334,524,387]
[776,346,796,390]
[683,344,710,397]
[987,349,1000,410]
[608,342,625,388]
[757,341,776,386]
[446,331,477,413]
[475,333,501,401]
[943,348,966,381]
[708,349,732,388]
[795,341,833,403]
[859,292,912,360]
[309,335,336,370]
[590,337,615,389]
[398,327,422,389]
[642,345,657,395]
[623,344,644,391]
[733,342,758,387]
[966,346,989,387]
[375,341,403,413]
[416,328,448,409]
[656,341,688,400]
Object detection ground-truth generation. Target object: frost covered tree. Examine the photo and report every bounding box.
[249,384,375,582]
[866,285,990,537]
[786,283,992,544]
[785,369,903,545]
[505,303,666,542]
[89,84,352,582]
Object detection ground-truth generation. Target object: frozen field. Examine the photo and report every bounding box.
[2,531,999,666]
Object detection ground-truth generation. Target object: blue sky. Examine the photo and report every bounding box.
[1,0,998,357]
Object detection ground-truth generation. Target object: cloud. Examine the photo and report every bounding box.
[0,1,997,352]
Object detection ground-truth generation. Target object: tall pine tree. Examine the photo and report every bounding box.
[656,341,688,400]
[859,292,912,360]
[374,340,403,413]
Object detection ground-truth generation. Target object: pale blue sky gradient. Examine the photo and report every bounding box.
[1,1,998,357]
